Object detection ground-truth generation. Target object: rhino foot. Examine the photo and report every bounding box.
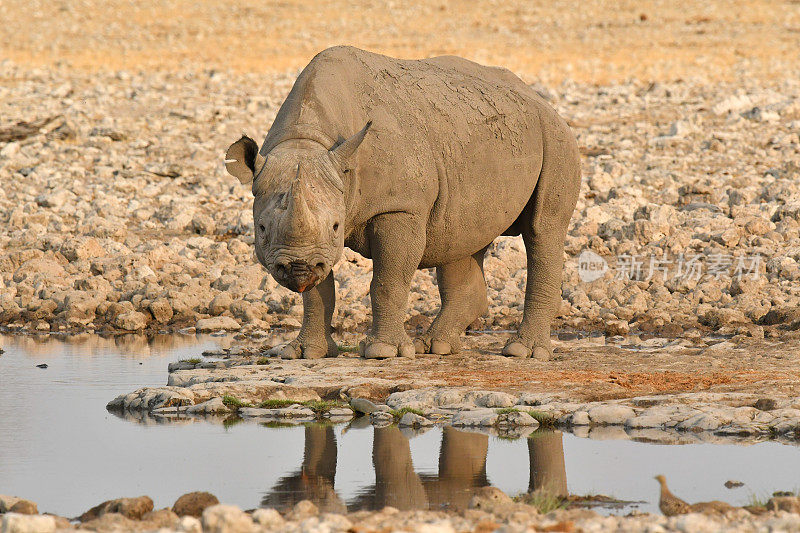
[268,337,337,360]
[413,336,461,355]
[360,337,415,359]
[501,338,552,361]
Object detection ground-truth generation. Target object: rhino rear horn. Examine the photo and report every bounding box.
[329,121,371,167]
[225,135,265,184]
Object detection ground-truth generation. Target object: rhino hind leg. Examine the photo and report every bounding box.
[268,273,338,359]
[414,247,489,355]
[502,131,581,360]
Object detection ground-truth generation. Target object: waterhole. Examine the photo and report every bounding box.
[1,333,797,517]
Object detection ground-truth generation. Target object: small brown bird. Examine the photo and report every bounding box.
[655,475,690,516]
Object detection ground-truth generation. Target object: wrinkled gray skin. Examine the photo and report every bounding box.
[225,46,580,360]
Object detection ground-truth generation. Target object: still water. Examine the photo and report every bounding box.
[1,333,799,518]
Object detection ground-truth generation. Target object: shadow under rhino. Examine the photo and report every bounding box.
[261,425,568,512]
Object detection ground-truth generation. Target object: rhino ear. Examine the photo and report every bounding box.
[225,135,260,184]
[329,121,371,167]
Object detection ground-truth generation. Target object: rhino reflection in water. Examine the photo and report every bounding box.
[261,426,346,513]
[261,427,568,512]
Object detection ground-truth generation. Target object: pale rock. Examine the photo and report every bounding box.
[624,413,669,428]
[451,409,498,427]
[0,496,21,513]
[192,213,216,235]
[106,387,194,411]
[669,512,718,532]
[318,513,352,530]
[398,412,432,428]
[571,410,591,425]
[370,411,395,426]
[176,515,202,533]
[115,310,149,330]
[201,505,255,533]
[251,508,284,529]
[475,391,516,408]
[196,316,241,331]
[209,292,233,316]
[36,189,75,209]
[497,410,539,428]
[78,495,154,521]
[186,397,230,414]
[326,407,354,418]
[386,389,437,411]
[285,500,318,521]
[149,297,173,323]
[587,404,636,425]
[417,521,456,533]
[712,94,752,115]
[59,237,105,262]
[0,514,55,533]
[0,142,20,158]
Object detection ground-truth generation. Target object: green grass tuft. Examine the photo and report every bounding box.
[255,399,350,413]
[390,407,425,419]
[495,433,523,441]
[494,408,557,428]
[747,492,769,508]
[256,356,270,365]
[181,357,202,364]
[517,489,567,514]
[528,410,558,428]
[748,488,800,508]
[222,395,251,409]
[258,399,298,409]
[259,421,297,429]
[302,400,350,413]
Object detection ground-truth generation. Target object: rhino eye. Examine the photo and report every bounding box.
[259,224,266,233]
[333,222,339,233]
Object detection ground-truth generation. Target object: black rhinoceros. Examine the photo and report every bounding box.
[225,46,580,360]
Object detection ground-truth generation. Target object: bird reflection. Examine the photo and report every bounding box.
[262,424,568,512]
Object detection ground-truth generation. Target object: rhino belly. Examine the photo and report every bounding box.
[419,145,542,268]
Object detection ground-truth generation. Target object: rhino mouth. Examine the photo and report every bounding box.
[273,258,328,293]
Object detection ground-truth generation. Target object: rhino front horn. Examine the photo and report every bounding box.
[283,164,316,242]
[329,121,372,167]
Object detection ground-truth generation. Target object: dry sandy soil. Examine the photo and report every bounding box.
[3,0,800,84]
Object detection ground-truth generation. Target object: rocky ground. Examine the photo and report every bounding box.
[106,337,800,442]
[2,61,800,341]
[4,488,800,533]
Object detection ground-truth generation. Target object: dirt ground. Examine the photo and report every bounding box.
[243,330,800,402]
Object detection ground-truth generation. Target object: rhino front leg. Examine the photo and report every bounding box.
[269,272,338,359]
[415,247,489,355]
[361,214,425,359]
